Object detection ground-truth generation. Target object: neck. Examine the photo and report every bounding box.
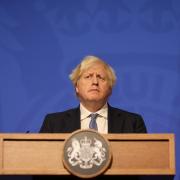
[81,101,106,112]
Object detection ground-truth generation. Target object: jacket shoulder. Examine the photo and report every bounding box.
[39,107,80,133]
[108,105,147,133]
[109,106,142,118]
[45,107,78,119]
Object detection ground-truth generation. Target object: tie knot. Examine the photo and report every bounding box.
[91,113,98,119]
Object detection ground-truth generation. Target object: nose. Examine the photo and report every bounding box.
[92,75,98,85]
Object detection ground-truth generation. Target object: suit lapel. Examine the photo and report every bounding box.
[108,105,124,133]
[66,107,81,132]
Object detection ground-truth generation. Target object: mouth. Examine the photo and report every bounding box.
[88,89,99,92]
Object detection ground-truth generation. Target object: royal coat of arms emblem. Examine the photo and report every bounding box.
[67,136,106,168]
[63,129,112,178]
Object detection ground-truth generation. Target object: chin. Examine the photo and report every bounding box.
[88,97,102,102]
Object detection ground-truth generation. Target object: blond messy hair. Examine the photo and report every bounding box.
[69,55,116,88]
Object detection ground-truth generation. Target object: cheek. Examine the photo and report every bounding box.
[75,84,85,94]
[102,85,111,95]
[101,83,109,90]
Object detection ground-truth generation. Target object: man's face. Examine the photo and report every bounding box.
[75,63,112,104]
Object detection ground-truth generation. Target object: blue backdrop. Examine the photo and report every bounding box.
[0,0,179,180]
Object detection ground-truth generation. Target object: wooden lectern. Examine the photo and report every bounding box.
[0,133,175,178]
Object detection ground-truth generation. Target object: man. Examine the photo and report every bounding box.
[40,55,147,134]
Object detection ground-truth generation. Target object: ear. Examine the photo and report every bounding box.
[108,88,112,96]
[75,85,79,93]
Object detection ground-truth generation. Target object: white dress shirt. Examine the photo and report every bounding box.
[80,103,108,134]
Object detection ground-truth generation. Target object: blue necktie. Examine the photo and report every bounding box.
[89,113,98,130]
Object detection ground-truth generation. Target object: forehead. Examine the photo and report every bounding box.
[82,63,107,74]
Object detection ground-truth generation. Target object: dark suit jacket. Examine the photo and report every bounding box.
[36,106,147,178]
[40,105,147,133]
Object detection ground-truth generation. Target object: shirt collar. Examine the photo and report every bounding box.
[80,103,108,120]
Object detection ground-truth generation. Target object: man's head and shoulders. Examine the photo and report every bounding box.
[40,55,147,133]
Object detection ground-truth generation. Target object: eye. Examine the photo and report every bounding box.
[84,74,92,79]
[97,75,106,81]
[84,75,90,79]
